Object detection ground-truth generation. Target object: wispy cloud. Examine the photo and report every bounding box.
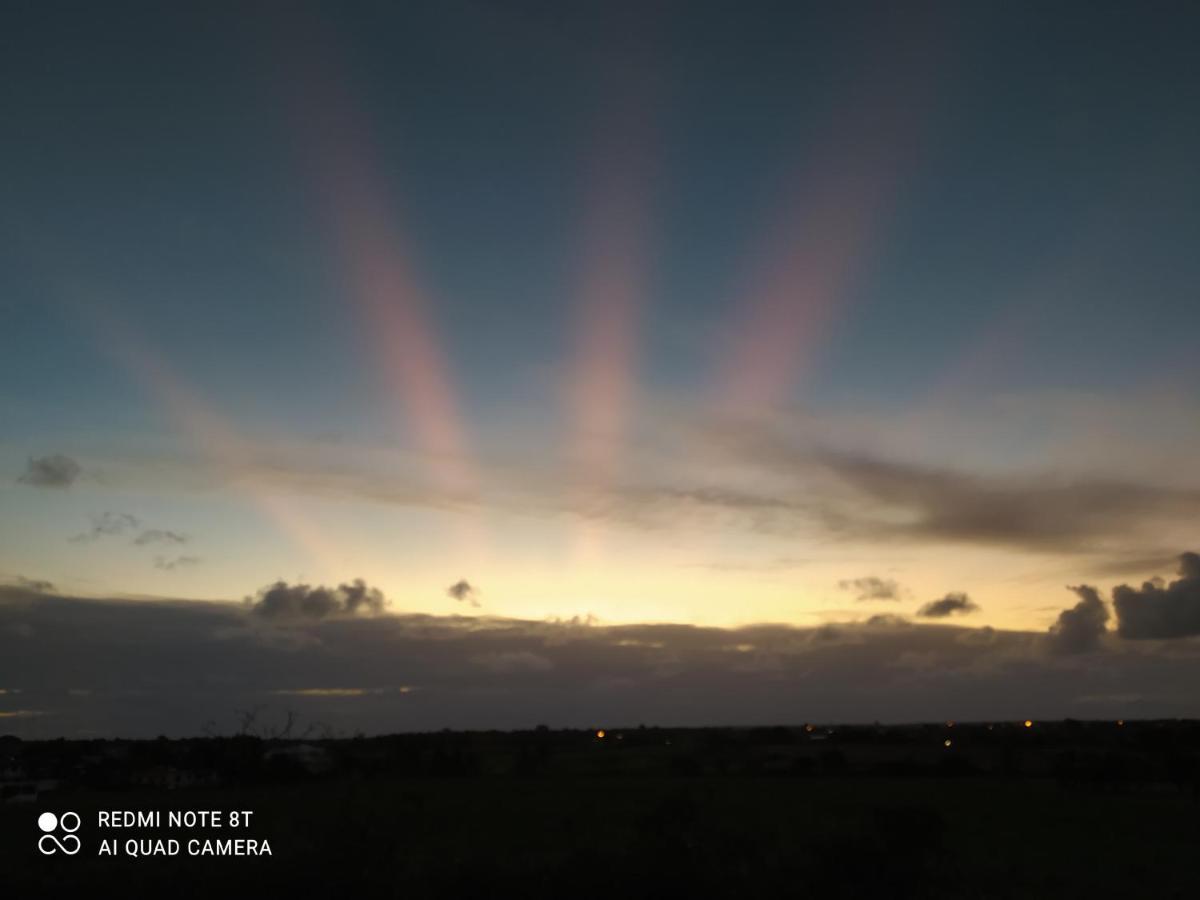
[839,576,904,602]
[18,454,80,488]
[135,529,188,546]
[61,405,1200,563]
[69,513,191,551]
[154,555,201,571]
[70,512,141,543]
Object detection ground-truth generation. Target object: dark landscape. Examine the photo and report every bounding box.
[4,720,1199,897]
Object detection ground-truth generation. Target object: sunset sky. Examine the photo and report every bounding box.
[3,2,1200,734]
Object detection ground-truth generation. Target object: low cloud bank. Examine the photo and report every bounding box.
[3,570,1200,738]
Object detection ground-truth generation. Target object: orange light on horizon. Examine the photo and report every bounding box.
[1024,720,1034,729]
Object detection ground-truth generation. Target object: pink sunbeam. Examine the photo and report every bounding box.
[712,10,948,415]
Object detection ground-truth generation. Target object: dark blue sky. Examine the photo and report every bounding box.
[4,1,1197,435]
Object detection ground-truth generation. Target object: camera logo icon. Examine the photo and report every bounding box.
[37,811,81,856]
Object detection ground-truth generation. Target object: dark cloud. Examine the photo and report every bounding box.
[917,592,979,618]
[134,529,188,546]
[675,424,1200,553]
[154,555,201,571]
[447,579,480,607]
[471,650,553,672]
[1047,585,1109,654]
[580,434,1200,555]
[1113,552,1200,639]
[815,451,1200,554]
[19,454,81,488]
[839,576,903,602]
[70,512,140,543]
[5,585,1200,738]
[247,579,387,620]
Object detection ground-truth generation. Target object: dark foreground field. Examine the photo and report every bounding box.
[3,722,1198,898]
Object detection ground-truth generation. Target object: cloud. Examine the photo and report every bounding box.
[839,576,903,602]
[72,411,1200,561]
[69,514,190,548]
[1047,585,1109,654]
[813,451,1200,554]
[154,555,201,571]
[70,512,140,543]
[247,579,387,620]
[917,592,979,618]
[19,454,81,488]
[135,529,188,546]
[1112,552,1200,639]
[558,431,1200,556]
[446,579,480,608]
[6,583,1200,737]
[1084,553,1182,578]
[13,576,55,592]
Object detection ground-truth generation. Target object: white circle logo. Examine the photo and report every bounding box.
[37,811,81,856]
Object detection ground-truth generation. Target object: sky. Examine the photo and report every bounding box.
[2,1,1200,735]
